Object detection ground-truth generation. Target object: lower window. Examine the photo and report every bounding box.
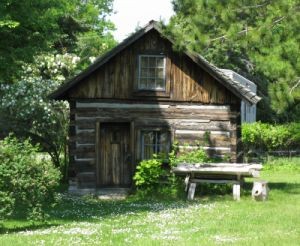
[141,130,170,160]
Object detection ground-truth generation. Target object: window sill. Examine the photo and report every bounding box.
[133,90,170,98]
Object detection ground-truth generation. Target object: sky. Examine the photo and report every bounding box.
[109,0,174,42]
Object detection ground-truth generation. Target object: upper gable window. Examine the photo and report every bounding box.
[138,55,166,91]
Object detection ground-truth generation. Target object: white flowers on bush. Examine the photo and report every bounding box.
[0,53,81,165]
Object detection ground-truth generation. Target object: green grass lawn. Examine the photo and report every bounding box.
[1,159,300,245]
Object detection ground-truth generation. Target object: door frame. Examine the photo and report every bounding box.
[95,119,135,187]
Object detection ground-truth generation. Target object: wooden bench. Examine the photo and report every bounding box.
[172,163,263,201]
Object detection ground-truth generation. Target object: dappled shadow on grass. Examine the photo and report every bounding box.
[0,222,60,234]
[3,178,299,235]
[1,193,198,234]
[242,181,300,195]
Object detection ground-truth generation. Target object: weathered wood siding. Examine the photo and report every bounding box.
[67,30,238,104]
[69,100,241,187]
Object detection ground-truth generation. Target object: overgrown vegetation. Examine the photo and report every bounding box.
[0,54,79,178]
[0,0,117,177]
[0,0,116,82]
[0,136,60,222]
[242,122,300,159]
[133,145,211,196]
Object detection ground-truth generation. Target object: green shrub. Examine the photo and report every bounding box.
[0,135,60,221]
[175,147,210,164]
[263,157,300,171]
[133,157,168,189]
[242,122,300,153]
[133,144,212,195]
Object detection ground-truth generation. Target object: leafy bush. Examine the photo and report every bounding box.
[263,157,300,172]
[133,157,168,189]
[242,122,300,153]
[0,135,60,221]
[133,145,211,195]
[174,147,210,164]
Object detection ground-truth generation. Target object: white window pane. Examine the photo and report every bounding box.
[156,57,164,67]
[138,55,166,91]
[141,57,148,68]
[148,68,155,78]
[156,68,164,79]
[143,131,154,144]
[155,79,165,89]
[159,132,168,144]
[141,130,169,159]
[144,145,154,159]
[139,78,147,89]
[141,68,148,77]
[148,78,156,90]
[149,57,156,67]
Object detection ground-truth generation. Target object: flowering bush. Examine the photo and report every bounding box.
[0,135,60,221]
[0,53,80,177]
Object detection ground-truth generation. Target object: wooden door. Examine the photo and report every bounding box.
[98,123,132,187]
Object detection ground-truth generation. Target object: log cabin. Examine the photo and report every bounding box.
[51,20,261,189]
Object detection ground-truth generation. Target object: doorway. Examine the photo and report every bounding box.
[98,122,132,187]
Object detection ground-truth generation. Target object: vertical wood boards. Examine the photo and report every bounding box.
[98,123,131,187]
[67,30,238,105]
[63,27,244,189]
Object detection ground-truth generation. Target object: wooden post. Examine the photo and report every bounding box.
[233,183,240,201]
[187,183,197,200]
[95,121,100,186]
[184,175,190,192]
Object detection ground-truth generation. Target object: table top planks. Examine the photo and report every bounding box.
[172,163,263,177]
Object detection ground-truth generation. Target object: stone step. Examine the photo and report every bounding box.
[68,186,130,200]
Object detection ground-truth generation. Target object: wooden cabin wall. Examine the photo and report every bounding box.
[67,30,238,105]
[69,100,241,188]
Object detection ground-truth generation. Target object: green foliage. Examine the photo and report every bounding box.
[0,54,80,177]
[166,0,300,122]
[134,144,211,195]
[175,147,210,164]
[133,157,168,189]
[0,0,116,82]
[0,135,60,221]
[242,122,300,153]
[263,157,300,172]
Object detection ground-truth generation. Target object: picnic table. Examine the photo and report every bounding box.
[172,163,263,200]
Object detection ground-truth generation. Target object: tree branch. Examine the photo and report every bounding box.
[290,79,300,94]
[241,1,270,9]
[209,16,286,42]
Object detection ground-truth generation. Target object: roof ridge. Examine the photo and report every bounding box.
[50,20,261,105]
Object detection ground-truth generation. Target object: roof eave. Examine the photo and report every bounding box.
[50,21,161,100]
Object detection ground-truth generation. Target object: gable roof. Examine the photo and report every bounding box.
[50,20,261,105]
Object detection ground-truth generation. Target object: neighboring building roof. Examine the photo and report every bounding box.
[50,20,261,105]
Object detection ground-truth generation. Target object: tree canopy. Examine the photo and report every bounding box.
[0,0,116,82]
[166,0,300,122]
[0,0,117,177]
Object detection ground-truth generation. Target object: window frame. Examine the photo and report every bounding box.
[134,53,170,98]
[138,55,166,91]
[140,128,171,160]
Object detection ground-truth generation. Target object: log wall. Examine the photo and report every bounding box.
[69,100,241,187]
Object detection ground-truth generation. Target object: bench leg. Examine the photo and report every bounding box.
[233,183,240,201]
[187,183,197,200]
[184,175,190,192]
